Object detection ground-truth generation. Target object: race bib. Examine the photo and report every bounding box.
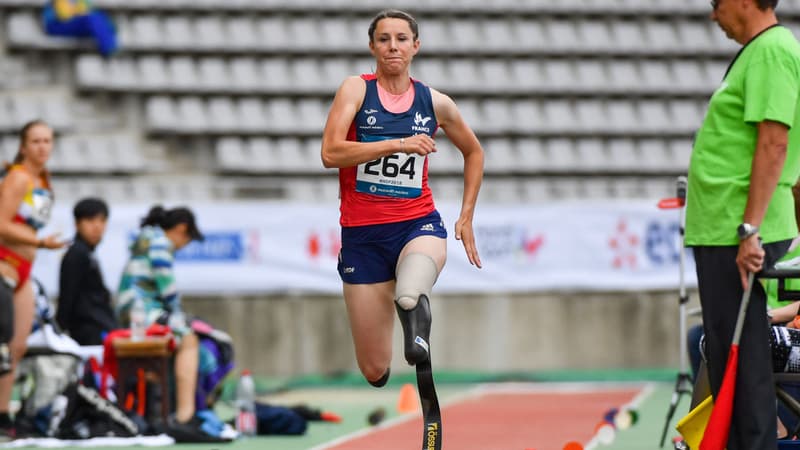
[356,136,425,198]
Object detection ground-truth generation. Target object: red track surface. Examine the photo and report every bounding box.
[325,386,641,450]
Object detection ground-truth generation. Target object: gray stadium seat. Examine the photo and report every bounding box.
[427,138,463,174]
[207,97,238,132]
[230,57,261,91]
[514,137,546,172]
[543,60,578,90]
[510,60,544,90]
[638,100,671,133]
[575,100,607,134]
[542,100,574,134]
[611,20,646,53]
[606,61,638,91]
[129,15,163,49]
[139,56,169,90]
[546,19,580,52]
[261,58,292,91]
[258,16,291,51]
[482,137,516,173]
[579,20,614,54]
[162,16,194,50]
[482,19,516,52]
[606,138,640,171]
[195,16,226,50]
[237,98,267,133]
[169,56,200,91]
[108,58,137,90]
[227,17,259,50]
[574,138,607,172]
[146,96,176,131]
[644,20,679,52]
[640,60,672,92]
[198,58,229,91]
[216,137,247,171]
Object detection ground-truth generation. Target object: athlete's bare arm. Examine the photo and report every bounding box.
[431,88,484,268]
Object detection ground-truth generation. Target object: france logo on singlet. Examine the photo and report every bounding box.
[353,78,437,199]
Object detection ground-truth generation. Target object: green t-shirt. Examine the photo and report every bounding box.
[685,26,800,246]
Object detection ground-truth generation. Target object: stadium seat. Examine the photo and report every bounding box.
[195,16,226,50]
[139,56,169,90]
[482,19,516,52]
[169,56,200,91]
[229,57,261,91]
[574,138,608,172]
[482,137,516,174]
[207,97,238,132]
[175,97,209,132]
[644,20,679,53]
[146,96,176,131]
[198,58,229,91]
[261,58,292,91]
[227,16,259,50]
[543,60,578,90]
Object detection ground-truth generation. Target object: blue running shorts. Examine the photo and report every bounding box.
[337,210,447,284]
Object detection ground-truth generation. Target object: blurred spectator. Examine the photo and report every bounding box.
[42,0,118,57]
[116,205,215,440]
[56,197,116,346]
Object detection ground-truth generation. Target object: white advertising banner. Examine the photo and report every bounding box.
[31,200,694,296]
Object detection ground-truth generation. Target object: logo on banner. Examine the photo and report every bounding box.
[176,232,246,262]
[475,225,544,262]
[645,220,683,266]
[609,219,639,269]
[307,229,341,260]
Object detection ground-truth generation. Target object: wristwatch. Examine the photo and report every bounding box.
[737,223,759,240]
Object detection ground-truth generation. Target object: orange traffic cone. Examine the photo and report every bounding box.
[396,383,420,414]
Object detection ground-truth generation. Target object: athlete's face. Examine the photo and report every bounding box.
[369,18,420,75]
[21,124,53,167]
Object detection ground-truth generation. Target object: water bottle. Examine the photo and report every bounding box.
[130,297,146,342]
[235,370,257,437]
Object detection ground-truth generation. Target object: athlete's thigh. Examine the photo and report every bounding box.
[399,235,447,273]
[10,281,34,357]
[343,281,395,360]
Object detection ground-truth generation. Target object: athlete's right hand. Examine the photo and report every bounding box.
[400,134,437,156]
[38,233,68,249]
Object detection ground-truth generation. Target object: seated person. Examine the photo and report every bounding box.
[56,198,117,345]
[116,205,210,440]
[42,0,118,57]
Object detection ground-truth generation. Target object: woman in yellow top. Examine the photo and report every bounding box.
[0,120,66,440]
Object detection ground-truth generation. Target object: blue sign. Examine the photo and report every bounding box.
[176,232,244,262]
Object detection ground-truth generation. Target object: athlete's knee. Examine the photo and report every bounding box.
[366,367,391,388]
[360,362,391,387]
[395,253,438,310]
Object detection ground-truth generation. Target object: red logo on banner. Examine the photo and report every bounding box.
[609,219,639,269]
[307,229,341,260]
[524,234,544,257]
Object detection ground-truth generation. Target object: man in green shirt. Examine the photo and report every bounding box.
[685,0,800,447]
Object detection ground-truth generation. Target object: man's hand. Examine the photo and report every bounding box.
[736,234,764,289]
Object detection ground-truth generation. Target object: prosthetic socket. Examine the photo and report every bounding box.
[395,253,438,365]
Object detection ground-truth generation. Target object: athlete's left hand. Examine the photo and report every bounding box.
[455,216,481,268]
